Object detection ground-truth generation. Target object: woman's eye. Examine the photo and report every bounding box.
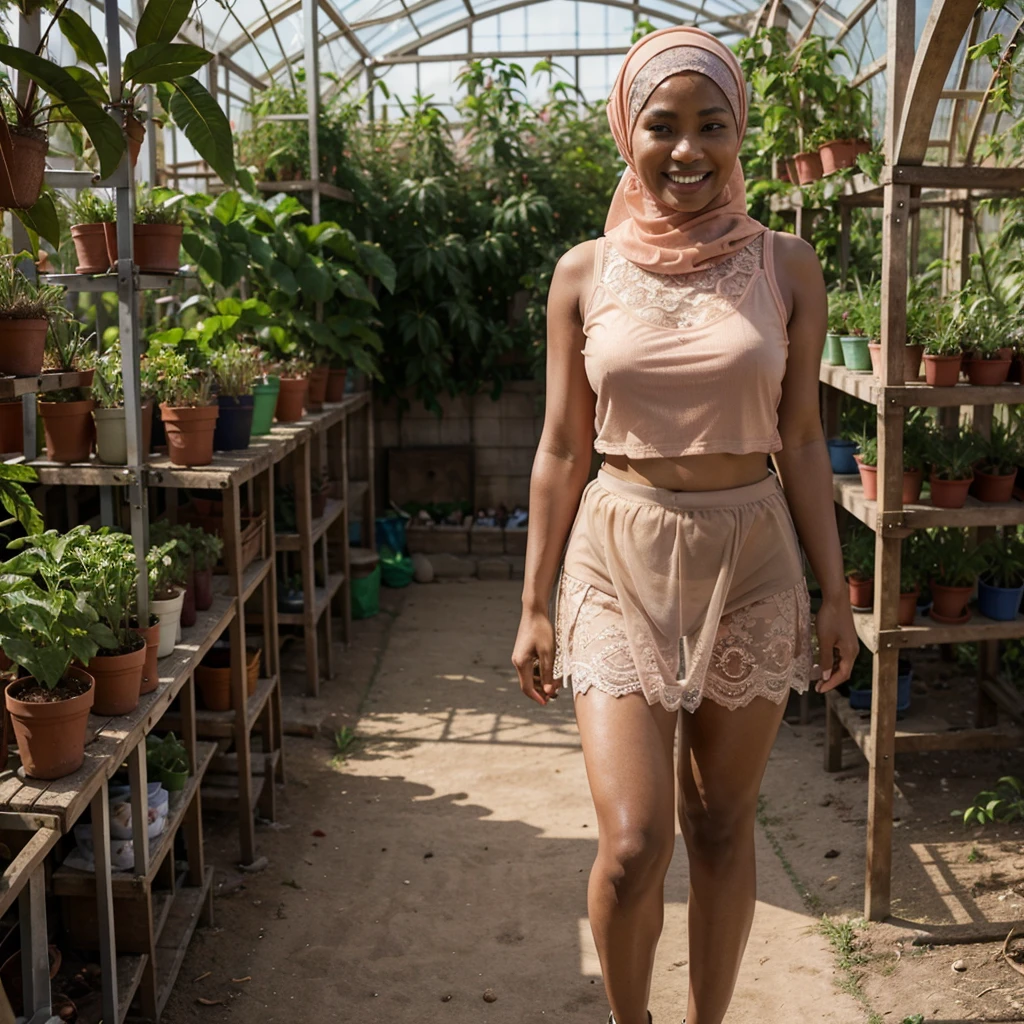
[702,121,726,131]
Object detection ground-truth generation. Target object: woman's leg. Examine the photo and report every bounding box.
[575,688,678,1024]
[677,694,787,1024]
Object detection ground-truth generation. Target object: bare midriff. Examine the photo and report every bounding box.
[601,451,772,492]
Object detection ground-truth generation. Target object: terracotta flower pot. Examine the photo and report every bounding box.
[854,455,877,500]
[0,318,47,376]
[4,669,95,780]
[137,621,161,695]
[88,639,146,716]
[819,139,862,175]
[275,376,308,423]
[195,647,261,710]
[102,221,119,269]
[965,357,1011,386]
[785,158,799,184]
[307,367,329,410]
[903,468,924,504]
[924,353,962,386]
[194,566,214,611]
[39,399,94,463]
[181,569,197,628]
[134,224,182,274]
[904,343,924,381]
[868,342,882,377]
[898,588,919,626]
[160,403,219,467]
[0,128,47,209]
[71,224,110,274]
[777,161,791,183]
[848,575,874,610]
[930,581,974,624]
[0,400,23,453]
[929,473,973,509]
[326,368,348,402]
[126,115,145,167]
[794,150,824,184]
[973,468,1016,503]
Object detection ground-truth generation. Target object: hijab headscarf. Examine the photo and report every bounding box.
[605,26,765,274]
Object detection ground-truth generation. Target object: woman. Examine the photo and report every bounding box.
[510,26,859,1024]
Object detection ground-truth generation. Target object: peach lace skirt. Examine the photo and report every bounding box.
[551,468,813,713]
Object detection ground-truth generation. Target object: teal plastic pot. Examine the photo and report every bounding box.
[840,336,872,371]
[250,376,280,436]
[823,333,846,366]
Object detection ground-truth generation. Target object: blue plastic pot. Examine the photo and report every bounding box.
[214,394,254,452]
[849,661,912,712]
[977,575,1024,621]
[827,438,859,475]
[376,515,407,555]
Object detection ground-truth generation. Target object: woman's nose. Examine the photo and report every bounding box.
[672,135,704,163]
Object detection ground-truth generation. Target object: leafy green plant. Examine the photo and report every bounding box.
[146,345,214,408]
[0,463,42,536]
[952,776,1024,826]
[157,521,222,574]
[928,426,984,481]
[826,291,858,335]
[980,532,1024,589]
[68,191,114,225]
[147,537,186,600]
[0,253,70,321]
[977,421,1023,475]
[44,319,95,373]
[924,528,988,587]
[852,431,877,467]
[900,534,922,594]
[843,526,875,581]
[903,411,934,474]
[211,343,262,399]
[91,348,123,409]
[72,529,140,650]
[146,731,188,775]
[136,186,184,226]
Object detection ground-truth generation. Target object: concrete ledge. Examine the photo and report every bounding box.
[407,524,470,555]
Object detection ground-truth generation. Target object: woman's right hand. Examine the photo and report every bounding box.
[511,608,560,706]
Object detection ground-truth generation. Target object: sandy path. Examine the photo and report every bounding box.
[166,580,864,1023]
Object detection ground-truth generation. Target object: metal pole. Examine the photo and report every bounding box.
[303,0,321,224]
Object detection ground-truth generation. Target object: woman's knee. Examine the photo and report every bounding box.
[596,826,674,901]
[678,797,756,862]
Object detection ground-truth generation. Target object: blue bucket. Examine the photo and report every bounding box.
[977,576,1024,621]
[376,515,407,555]
[827,438,859,475]
[849,662,912,712]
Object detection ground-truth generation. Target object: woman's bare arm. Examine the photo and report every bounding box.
[512,240,598,704]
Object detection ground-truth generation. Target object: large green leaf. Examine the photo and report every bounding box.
[136,0,194,46]
[0,45,125,177]
[123,43,212,86]
[12,192,60,250]
[64,66,108,106]
[168,76,235,185]
[356,241,397,293]
[58,10,106,69]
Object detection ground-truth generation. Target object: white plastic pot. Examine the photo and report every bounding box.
[151,588,185,658]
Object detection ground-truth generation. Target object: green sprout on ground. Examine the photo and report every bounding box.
[953,776,1024,826]
[332,726,357,762]
[967,845,986,863]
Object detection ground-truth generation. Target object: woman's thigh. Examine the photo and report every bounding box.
[575,689,678,852]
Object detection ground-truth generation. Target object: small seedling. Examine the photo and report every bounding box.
[901,1016,925,1024]
[953,775,1024,826]
[967,846,985,863]
[333,726,357,758]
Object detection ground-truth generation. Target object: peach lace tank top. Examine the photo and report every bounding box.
[582,232,789,458]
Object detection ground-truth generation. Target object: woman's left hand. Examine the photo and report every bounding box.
[814,596,859,693]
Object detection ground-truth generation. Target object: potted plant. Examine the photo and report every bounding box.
[926,528,987,623]
[901,410,932,505]
[326,364,348,403]
[148,538,187,658]
[0,530,119,779]
[275,356,313,423]
[251,359,281,437]
[978,532,1024,621]
[107,187,185,274]
[211,343,261,451]
[190,528,222,612]
[961,294,1012,385]
[824,291,856,366]
[68,192,115,274]
[841,287,877,371]
[156,350,219,467]
[0,253,70,376]
[973,421,1021,504]
[828,433,858,474]
[922,326,963,386]
[843,526,875,610]
[38,381,94,465]
[306,351,330,411]
[852,432,880,500]
[928,427,984,508]
[195,644,261,711]
[814,82,872,175]
[848,654,912,713]
[146,732,189,791]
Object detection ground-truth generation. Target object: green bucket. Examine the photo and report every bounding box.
[352,563,381,619]
[823,333,846,366]
[251,375,281,436]
[839,336,872,371]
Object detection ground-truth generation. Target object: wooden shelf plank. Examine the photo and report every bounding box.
[117,954,148,1024]
[853,608,1024,653]
[276,573,345,625]
[275,499,345,551]
[154,867,215,1019]
[240,557,272,603]
[820,362,1024,407]
[202,768,267,812]
[161,675,278,739]
[0,370,95,401]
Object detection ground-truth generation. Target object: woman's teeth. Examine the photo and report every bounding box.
[667,172,709,184]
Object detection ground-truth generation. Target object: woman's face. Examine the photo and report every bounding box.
[630,72,740,213]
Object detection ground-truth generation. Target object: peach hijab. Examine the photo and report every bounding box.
[605,26,765,274]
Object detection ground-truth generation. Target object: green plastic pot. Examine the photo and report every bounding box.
[251,376,280,436]
[823,333,846,366]
[840,336,872,371]
[157,766,189,791]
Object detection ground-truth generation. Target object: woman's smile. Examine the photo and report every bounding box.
[663,169,713,194]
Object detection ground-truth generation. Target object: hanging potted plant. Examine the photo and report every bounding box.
[148,538,187,659]
[211,342,261,451]
[0,530,119,779]
[275,356,313,423]
[843,526,875,610]
[157,351,219,467]
[926,528,986,623]
[0,253,70,377]
[977,533,1024,621]
[973,421,1021,504]
[68,192,115,274]
[928,426,983,509]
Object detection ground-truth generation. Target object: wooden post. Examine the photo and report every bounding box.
[296,436,319,694]
[19,864,49,1019]
[91,782,119,1024]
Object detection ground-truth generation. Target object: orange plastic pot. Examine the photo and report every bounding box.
[973,468,1016,503]
[71,224,110,274]
[848,575,873,609]
[930,582,973,623]
[794,150,823,184]
[0,319,47,376]
[898,588,919,626]
[0,400,23,453]
[868,342,882,377]
[854,455,877,500]
[929,473,973,509]
[137,622,161,695]
[3,669,95,780]
[965,358,1011,386]
[0,128,47,209]
[87,640,146,716]
[126,115,145,167]
[819,139,862,175]
[275,377,309,423]
[160,403,219,467]
[904,344,924,381]
[903,468,924,504]
[134,224,182,274]
[924,353,962,386]
[195,647,261,711]
[39,399,95,463]
[307,367,329,409]
[326,368,348,402]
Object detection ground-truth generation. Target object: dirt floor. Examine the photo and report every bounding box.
[163,580,1024,1024]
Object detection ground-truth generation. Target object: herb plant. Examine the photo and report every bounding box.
[843,526,875,582]
[211,343,262,399]
[928,426,984,481]
[92,349,124,409]
[69,192,115,225]
[45,320,95,373]
[147,537,187,600]
[953,776,1024,826]
[980,532,1024,589]
[0,253,70,321]
[977,421,1023,476]
[924,528,988,588]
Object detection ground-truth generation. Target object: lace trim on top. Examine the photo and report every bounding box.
[601,233,763,331]
[553,571,812,713]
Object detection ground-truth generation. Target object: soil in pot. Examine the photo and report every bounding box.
[307,367,329,409]
[965,358,1011,386]
[0,400,23,453]
[973,468,1016,503]
[160,403,218,467]
[0,319,47,376]
[251,377,280,436]
[134,224,183,274]
[930,474,974,509]
[194,566,214,610]
[213,394,254,451]
[929,582,973,623]
[39,399,94,463]
[794,150,823,184]
[924,353,962,386]
[137,620,161,694]
[88,636,146,716]
[0,127,47,209]
[898,588,919,626]
[848,575,873,609]
[275,377,308,423]
[71,224,110,274]
[5,668,95,780]
[326,368,348,402]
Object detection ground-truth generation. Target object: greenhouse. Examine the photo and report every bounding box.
[0,0,1022,1021]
